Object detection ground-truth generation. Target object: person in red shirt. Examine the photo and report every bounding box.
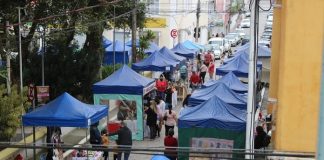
[204,51,212,66]
[208,61,215,80]
[190,71,200,90]
[164,128,178,160]
[156,74,168,100]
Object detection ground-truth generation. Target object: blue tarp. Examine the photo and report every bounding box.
[102,37,112,48]
[203,72,248,93]
[216,52,262,78]
[145,42,160,54]
[151,155,170,160]
[189,82,247,110]
[235,43,271,57]
[104,40,131,65]
[93,65,155,95]
[171,43,196,59]
[182,40,204,51]
[179,96,246,131]
[125,39,140,47]
[22,92,108,127]
[132,51,179,72]
[159,46,186,62]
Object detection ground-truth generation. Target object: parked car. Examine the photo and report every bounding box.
[235,28,246,38]
[224,35,237,47]
[265,20,273,27]
[264,28,272,33]
[240,18,250,28]
[228,32,241,45]
[245,12,251,17]
[259,39,271,48]
[267,15,273,21]
[207,37,231,53]
[263,31,272,37]
[241,35,250,45]
[261,35,272,41]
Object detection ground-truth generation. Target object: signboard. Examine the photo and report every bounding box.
[27,84,35,101]
[144,18,167,28]
[36,86,50,104]
[170,29,178,39]
[190,138,234,159]
[143,82,156,95]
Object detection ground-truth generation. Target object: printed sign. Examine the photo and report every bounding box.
[170,29,178,38]
[36,86,50,104]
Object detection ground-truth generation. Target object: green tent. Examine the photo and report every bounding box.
[178,96,246,159]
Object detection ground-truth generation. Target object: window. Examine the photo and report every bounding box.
[147,0,160,14]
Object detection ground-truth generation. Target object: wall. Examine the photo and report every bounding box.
[269,0,324,152]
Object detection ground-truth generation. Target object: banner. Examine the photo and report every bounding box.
[36,86,50,104]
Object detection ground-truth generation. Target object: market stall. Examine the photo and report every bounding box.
[171,43,197,59]
[188,82,247,110]
[92,65,155,140]
[178,96,246,160]
[22,92,108,159]
[202,72,248,93]
[104,40,131,65]
[145,42,160,55]
[182,40,204,52]
[159,46,186,62]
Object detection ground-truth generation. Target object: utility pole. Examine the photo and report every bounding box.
[245,0,258,159]
[131,0,137,63]
[195,0,201,43]
[5,21,11,94]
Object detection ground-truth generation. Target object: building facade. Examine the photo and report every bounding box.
[268,0,324,153]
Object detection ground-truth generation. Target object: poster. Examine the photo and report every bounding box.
[36,86,50,104]
[190,138,234,160]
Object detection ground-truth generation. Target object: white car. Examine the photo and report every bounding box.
[235,28,246,38]
[213,49,222,60]
[259,39,271,48]
[240,18,250,28]
[208,37,231,53]
[267,15,273,22]
[266,20,273,27]
[228,33,241,45]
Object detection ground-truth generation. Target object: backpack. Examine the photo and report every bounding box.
[264,135,271,147]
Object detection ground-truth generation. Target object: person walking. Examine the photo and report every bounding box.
[156,74,168,100]
[109,121,132,160]
[145,100,158,140]
[90,122,102,148]
[163,105,177,136]
[164,129,178,160]
[179,64,187,82]
[208,61,215,80]
[165,83,174,109]
[155,96,166,137]
[190,71,201,90]
[199,63,208,84]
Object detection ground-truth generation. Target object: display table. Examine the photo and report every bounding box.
[71,151,103,160]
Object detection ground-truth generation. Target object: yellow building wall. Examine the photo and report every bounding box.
[270,0,324,152]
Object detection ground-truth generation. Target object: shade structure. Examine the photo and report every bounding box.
[202,72,248,93]
[102,37,112,48]
[182,40,204,51]
[216,52,262,78]
[171,43,196,59]
[93,65,155,95]
[235,42,271,57]
[188,82,247,110]
[132,51,179,72]
[159,46,186,62]
[179,96,246,130]
[125,39,140,47]
[151,155,170,160]
[104,40,131,65]
[144,42,160,54]
[22,92,108,127]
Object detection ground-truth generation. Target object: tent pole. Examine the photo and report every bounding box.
[123,25,126,65]
[22,125,28,159]
[86,128,89,159]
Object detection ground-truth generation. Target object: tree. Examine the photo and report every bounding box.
[0,0,147,101]
[0,85,30,141]
[137,30,156,60]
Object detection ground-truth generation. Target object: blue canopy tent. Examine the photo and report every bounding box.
[202,72,248,93]
[93,65,155,140]
[178,96,247,159]
[231,43,271,58]
[171,43,196,59]
[125,39,140,47]
[132,51,179,72]
[216,53,262,78]
[145,42,160,54]
[159,46,186,62]
[22,92,108,127]
[182,40,204,51]
[104,40,131,65]
[188,82,247,110]
[102,37,112,48]
[151,155,170,160]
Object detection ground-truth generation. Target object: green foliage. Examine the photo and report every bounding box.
[101,64,124,79]
[0,85,30,141]
[137,30,156,60]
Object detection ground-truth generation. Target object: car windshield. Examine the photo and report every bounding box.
[242,19,250,23]
[225,35,235,39]
[208,40,222,46]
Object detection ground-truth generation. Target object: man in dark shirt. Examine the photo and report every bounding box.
[109,121,132,160]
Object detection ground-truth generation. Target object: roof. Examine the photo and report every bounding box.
[105,40,131,52]
[171,43,196,59]
[189,82,247,110]
[93,65,155,95]
[202,72,248,93]
[22,92,108,127]
[132,51,179,72]
[179,96,246,131]
[159,46,186,62]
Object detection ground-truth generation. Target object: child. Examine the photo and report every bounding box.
[101,129,109,160]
